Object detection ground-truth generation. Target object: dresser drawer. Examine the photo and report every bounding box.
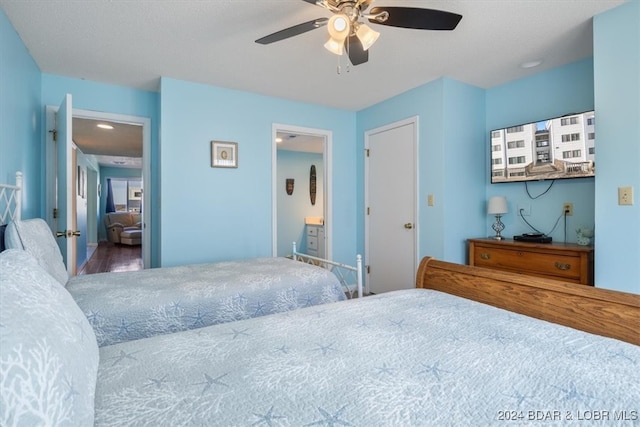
[307,226,318,237]
[473,245,581,281]
[307,236,318,251]
[468,238,594,285]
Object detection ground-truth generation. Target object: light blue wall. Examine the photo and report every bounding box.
[485,59,596,243]
[276,150,324,257]
[442,79,486,261]
[40,75,160,266]
[0,9,42,219]
[593,0,640,294]
[356,77,486,265]
[159,77,357,267]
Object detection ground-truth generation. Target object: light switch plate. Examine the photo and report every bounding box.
[618,186,634,205]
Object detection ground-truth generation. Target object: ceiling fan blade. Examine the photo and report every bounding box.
[368,7,462,30]
[255,18,328,45]
[346,35,369,66]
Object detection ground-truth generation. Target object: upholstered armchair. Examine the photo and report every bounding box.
[104,212,142,244]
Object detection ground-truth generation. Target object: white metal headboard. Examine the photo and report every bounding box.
[0,172,23,225]
[292,241,363,299]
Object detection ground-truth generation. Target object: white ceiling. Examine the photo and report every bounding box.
[2,0,626,113]
[73,118,143,168]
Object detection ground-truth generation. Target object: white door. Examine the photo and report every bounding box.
[55,94,78,275]
[365,118,417,293]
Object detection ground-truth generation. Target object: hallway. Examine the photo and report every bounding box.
[78,241,142,275]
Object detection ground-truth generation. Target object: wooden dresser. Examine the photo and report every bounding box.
[468,238,594,286]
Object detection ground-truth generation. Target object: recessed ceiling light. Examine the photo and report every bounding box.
[113,160,125,165]
[97,123,114,130]
[520,60,543,69]
[275,137,283,143]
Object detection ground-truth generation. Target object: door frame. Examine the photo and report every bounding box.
[271,123,332,260]
[45,106,152,268]
[364,116,419,294]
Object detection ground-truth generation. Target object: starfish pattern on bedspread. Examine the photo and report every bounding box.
[250,406,287,426]
[304,405,353,427]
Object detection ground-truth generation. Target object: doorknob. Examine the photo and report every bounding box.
[404,223,413,229]
[55,230,81,238]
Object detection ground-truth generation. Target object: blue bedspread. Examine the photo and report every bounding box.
[94,289,639,426]
[66,257,345,346]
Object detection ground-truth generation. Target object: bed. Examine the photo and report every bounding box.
[0,172,362,347]
[2,249,638,426]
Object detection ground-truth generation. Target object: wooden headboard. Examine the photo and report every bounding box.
[416,257,640,345]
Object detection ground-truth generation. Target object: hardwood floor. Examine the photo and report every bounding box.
[78,241,142,275]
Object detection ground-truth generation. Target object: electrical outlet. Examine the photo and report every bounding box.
[517,203,531,216]
[427,194,434,206]
[563,202,573,216]
[618,186,634,206]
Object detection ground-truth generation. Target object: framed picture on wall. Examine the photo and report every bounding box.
[129,187,142,200]
[77,166,86,198]
[211,141,238,168]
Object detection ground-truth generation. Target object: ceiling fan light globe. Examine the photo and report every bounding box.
[356,24,380,51]
[324,37,344,55]
[327,14,350,40]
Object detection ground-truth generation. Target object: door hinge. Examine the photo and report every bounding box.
[367,207,370,215]
[366,265,370,274]
[53,208,58,219]
[365,148,370,157]
[49,129,57,142]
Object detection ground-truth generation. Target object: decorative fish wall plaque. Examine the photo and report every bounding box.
[310,165,317,205]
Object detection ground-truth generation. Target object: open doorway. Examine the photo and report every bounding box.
[45,106,151,272]
[272,124,332,260]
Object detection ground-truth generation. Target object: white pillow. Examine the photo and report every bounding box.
[4,218,70,286]
[0,249,98,426]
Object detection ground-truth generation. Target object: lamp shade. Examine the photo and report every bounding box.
[327,14,350,40]
[487,196,508,215]
[324,38,345,55]
[356,23,380,51]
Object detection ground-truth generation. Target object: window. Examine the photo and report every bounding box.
[506,126,523,133]
[536,151,550,161]
[492,158,502,165]
[507,140,525,149]
[491,131,501,138]
[536,140,549,147]
[587,117,595,126]
[562,150,582,159]
[508,156,526,165]
[589,147,595,155]
[561,117,579,126]
[492,144,502,152]
[561,133,581,142]
[492,170,504,177]
[588,132,595,140]
[110,178,142,212]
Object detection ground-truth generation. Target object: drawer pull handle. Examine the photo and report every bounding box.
[555,262,571,271]
[480,253,491,260]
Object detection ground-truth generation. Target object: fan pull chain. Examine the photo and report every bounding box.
[336,53,350,75]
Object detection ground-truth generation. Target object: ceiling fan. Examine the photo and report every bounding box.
[255,0,462,66]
